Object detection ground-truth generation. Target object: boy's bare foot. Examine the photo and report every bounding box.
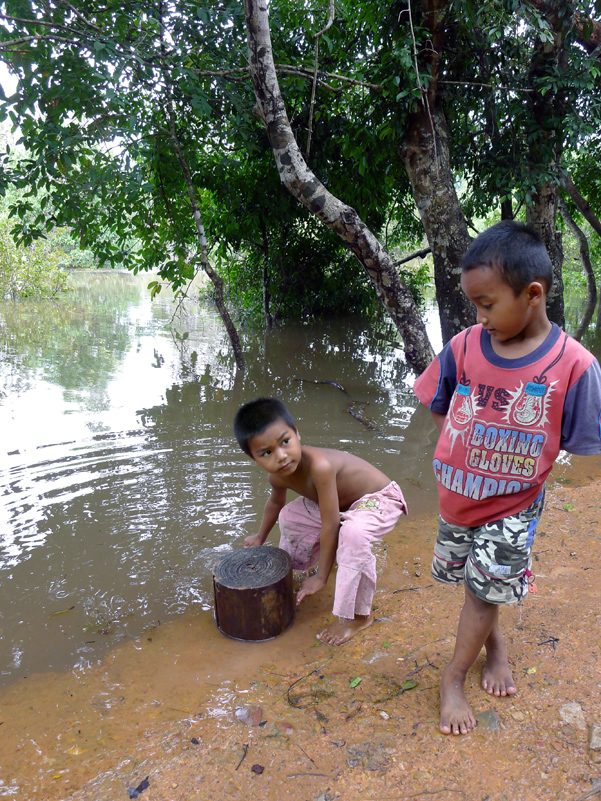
[481,641,516,697]
[439,664,478,736]
[316,613,373,646]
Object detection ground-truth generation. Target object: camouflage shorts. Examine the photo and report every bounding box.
[432,489,545,605]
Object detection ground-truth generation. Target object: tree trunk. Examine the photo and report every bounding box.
[400,104,476,344]
[243,0,434,374]
[525,0,568,329]
[167,107,246,371]
[399,0,476,345]
[558,197,597,341]
[259,217,273,328]
[526,189,564,328]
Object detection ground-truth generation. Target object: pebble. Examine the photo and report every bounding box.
[559,703,587,731]
[347,741,394,772]
[511,711,525,722]
[588,724,601,764]
[475,709,500,732]
[365,651,389,664]
[589,724,601,750]
[234,706,262,726]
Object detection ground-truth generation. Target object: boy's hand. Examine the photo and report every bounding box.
[244,534,265,547]
[296,573,326,605]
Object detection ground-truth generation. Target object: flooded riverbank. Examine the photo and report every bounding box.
[2,271,600,800]
[0,270,439,687]
[1,467,600,800]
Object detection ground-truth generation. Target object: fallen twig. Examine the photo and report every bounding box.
[293,377,347,394]
[538,636,560,650]
[286,669,318,706]
[572,786,601,801]
[295,742,318,766]
[393,584,434,594]
[277,657,333,705]
[235,743,249,771]
[286,772,332,778]
[403,637,450,659]
[406,658,438,678]
[364,791,466,800]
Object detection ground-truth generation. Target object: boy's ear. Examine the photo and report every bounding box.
[527,281,545,305]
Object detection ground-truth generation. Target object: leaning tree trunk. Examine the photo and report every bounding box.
[558,197,597,341]
[243,0,434,374]
[399,0,476,346]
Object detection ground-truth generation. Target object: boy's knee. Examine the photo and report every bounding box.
[464,558,527,605]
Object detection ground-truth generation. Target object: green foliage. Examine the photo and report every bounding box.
[446,1,601,223]
[0,213,69,299]
[0,0,600,325]
[0,154,100,269]
[0,0,429,323]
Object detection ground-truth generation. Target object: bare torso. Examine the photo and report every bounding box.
[271,445,391,511]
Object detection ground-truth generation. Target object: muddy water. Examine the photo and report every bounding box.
[0,270,444,687]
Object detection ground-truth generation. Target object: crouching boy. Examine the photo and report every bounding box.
[234,397,407,645]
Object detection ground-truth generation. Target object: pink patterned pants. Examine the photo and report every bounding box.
[278,481,407,619]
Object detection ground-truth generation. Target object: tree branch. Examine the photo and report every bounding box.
[558,196,597,341]
[560,169,601,240]
[55,0,104,33]
[394,246,431,267]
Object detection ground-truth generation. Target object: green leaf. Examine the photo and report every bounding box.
[349,677,362,688]
[401,679,417,692]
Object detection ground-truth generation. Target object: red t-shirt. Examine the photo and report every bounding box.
[413,324,601,526]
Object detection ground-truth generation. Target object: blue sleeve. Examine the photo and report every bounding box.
[561,358,601,454]
[427,341,459,415]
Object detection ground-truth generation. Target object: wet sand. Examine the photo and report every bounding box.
[2,461,601,801]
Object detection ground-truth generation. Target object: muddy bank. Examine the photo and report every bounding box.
[1,468,601,801]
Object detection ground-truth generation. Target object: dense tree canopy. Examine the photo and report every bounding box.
[0,0,600,371]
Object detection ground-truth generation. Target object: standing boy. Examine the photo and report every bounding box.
[234,397,407,645]
[413,220,601,735]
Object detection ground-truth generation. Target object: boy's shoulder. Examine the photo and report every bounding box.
[300,444,341,470]
[301,444,375,474]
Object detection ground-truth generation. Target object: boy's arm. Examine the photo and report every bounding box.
[296,459,340,604]
[430,410,446,435]
[244,482,287,547]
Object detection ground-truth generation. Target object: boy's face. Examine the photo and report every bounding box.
[461,265,542,344]
[247,419,302,477]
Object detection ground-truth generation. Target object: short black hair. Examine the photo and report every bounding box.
[461,220,553,295]
[233,397,297,456]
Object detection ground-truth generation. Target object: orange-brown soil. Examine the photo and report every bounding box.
[1,469,601,801]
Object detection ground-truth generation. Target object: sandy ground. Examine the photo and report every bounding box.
[1,468,601,801]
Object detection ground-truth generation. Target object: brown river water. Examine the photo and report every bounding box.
[1,271,600,800]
